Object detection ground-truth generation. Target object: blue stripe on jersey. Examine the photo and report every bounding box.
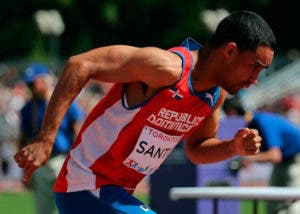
[176,38,221,109]
[181,37,203,50]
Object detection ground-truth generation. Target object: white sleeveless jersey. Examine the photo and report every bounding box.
[54,38,220,193]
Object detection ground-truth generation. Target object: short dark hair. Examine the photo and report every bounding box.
[208,10,276,51]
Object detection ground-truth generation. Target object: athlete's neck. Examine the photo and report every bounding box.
[190,48,219,92]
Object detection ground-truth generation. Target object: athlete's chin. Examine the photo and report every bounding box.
[227,90,238,95]
[229,84,250,94]
[224,87,240,95]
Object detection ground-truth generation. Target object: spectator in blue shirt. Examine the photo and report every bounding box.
[19,63,85,214]
[223,97,300,214]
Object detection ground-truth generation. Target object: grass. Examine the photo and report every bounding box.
[241,201,266,214]
[134,193,150,205]
[0,191,149,214]
[134,194,267,214]
[0,191,34,214]
[0,191,266,214]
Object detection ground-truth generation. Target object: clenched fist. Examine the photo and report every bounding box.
[14,138,53,183]
[232,128,262,156]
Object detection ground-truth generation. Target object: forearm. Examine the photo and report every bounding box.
[39,59,89,143]
[186,128,262,164]
[186,138,236,164]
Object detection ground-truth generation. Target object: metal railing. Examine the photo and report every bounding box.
[169,187,300,214]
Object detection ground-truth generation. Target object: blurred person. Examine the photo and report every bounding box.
[281,95,300,126]
[15,10,275,214]
[19,63,84,214]
[0,84,22,181]
[76,80,111,113]
[223,96,300,214]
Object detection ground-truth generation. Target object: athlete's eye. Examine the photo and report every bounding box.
[253,63,261,71]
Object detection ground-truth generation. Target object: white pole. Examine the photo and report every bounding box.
[170,187,300,201]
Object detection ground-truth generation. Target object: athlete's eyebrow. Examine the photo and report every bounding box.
[257,59,269,68]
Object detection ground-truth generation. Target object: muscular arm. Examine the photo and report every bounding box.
[185,89,262,164]
[14,45,182,182]
[39,45,182,143]
[185,89,232,163]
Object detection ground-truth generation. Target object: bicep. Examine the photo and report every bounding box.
[185,89,227,149]
[186,108,220,146]
[71,45,182,88]
[184,108,221,162]
[123,47,182,88]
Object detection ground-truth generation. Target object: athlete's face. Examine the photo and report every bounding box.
[220,45,274,95]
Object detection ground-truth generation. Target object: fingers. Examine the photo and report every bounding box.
[14,149,38,183]
[23,165,37,183]
[244,136,261,154]
[244,134,261,148]
[237,128,258,139]
[235,128,262,155]
[244,144,261,155]
[243,130,257,139]
[14,150,30,167]
[14,151,26,168]
[14,141,52,184]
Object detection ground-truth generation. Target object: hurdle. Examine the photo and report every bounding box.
[169,187,300,214]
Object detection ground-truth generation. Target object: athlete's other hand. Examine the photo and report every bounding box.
[14,137,53,184]
[231,128,261,156]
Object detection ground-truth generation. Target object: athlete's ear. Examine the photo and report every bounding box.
[223,42,238,58]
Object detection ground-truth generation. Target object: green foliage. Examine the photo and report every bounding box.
[102,3,119,25]
[0,0,298,63]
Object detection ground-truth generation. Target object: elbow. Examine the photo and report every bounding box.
[185,150,208,164]
[184,140,210,164]
[64,56,91,81]
[65,56,85,73]
[186,155,199,165]
[186,154,215,164]
[185,144,199,164]
[55,56,91,95]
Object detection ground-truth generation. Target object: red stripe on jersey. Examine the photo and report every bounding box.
[169,46,192,92]
[54,45,218,193]
[54,84,123,192]
[73,83,123,148]
[53,154,70,192]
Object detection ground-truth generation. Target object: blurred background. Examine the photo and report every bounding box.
[1,0,300,213]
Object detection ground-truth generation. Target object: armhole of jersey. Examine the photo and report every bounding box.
[120,48,191,110]
[170,50,185,84]
[169,47,193,87]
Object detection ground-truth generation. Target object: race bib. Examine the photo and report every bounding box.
[123,125,182,175]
